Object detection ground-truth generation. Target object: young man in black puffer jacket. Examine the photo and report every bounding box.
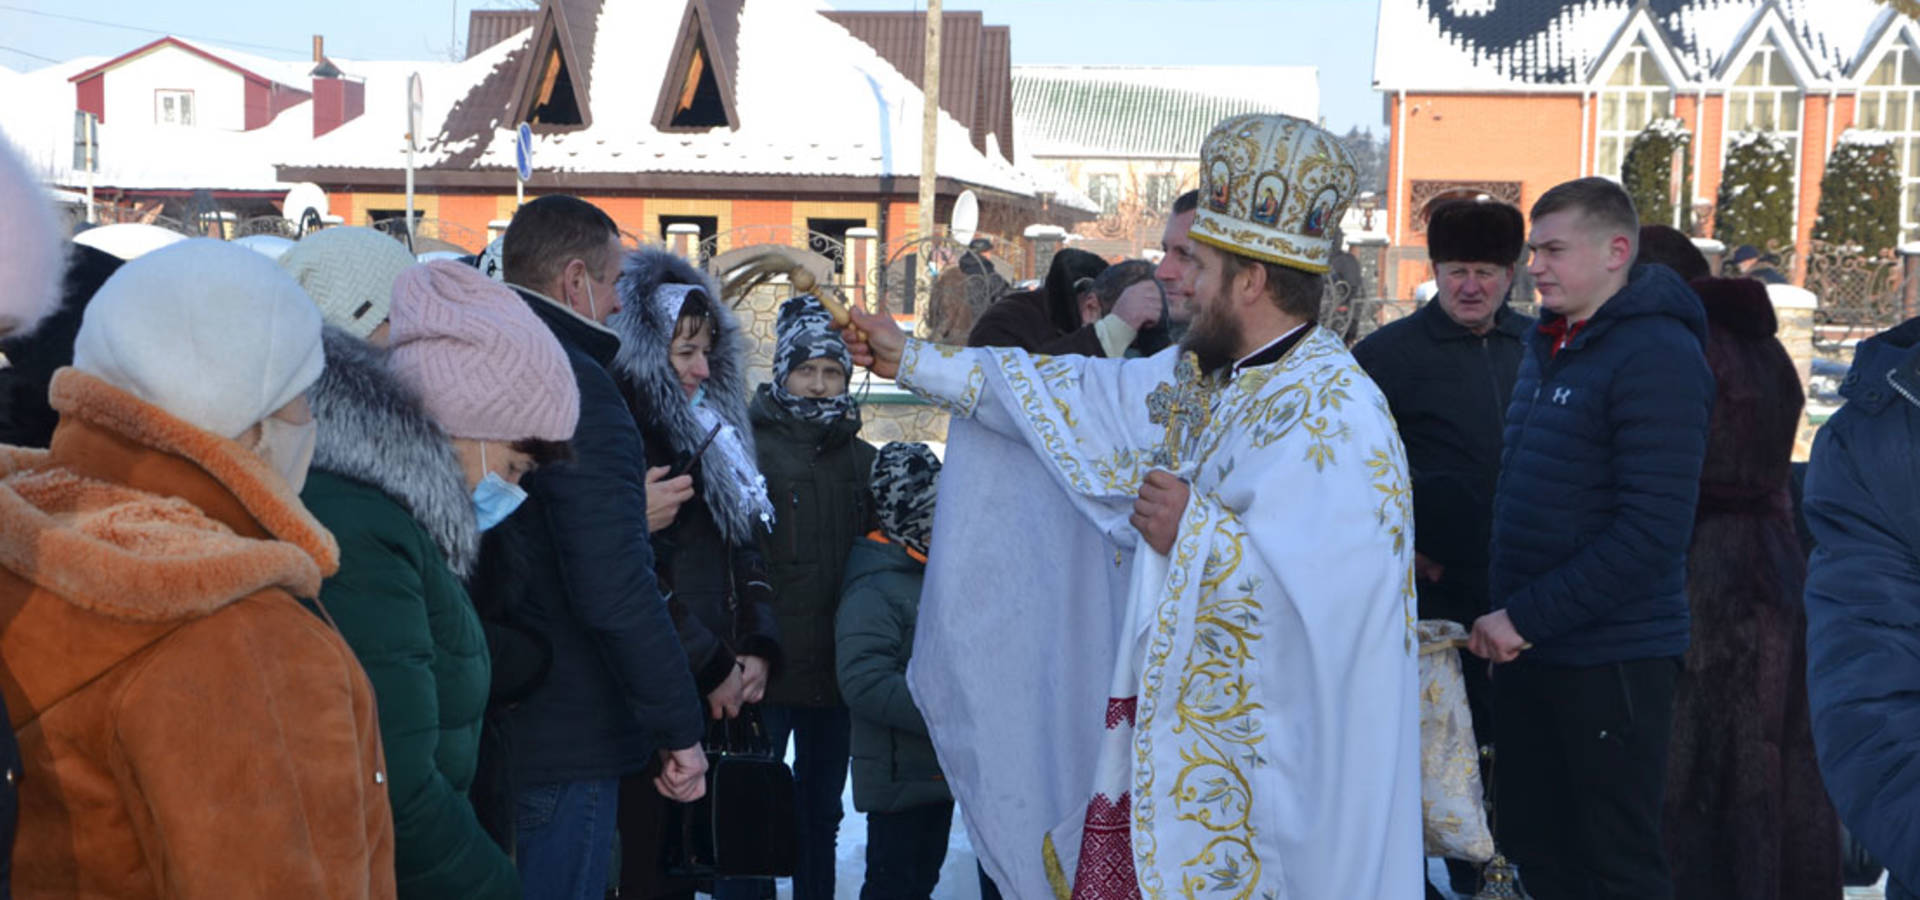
[1467,177,1713,900]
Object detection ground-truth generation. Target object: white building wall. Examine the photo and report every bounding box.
[102,47,247,132]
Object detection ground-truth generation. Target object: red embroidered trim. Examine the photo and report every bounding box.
[1074,793,1143,900]
[1105,697,1137,730]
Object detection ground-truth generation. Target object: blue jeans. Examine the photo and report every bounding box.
[861,802,954,900]
[713,705,851,900]
[515,778,619,900]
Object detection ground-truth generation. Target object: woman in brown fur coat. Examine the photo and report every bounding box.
[0,240,394,899]
[1663,276,1839,899]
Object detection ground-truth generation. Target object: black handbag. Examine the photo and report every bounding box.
[661,708,798,880]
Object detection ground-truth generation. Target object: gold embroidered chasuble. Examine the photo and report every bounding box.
[898,327,1423,900]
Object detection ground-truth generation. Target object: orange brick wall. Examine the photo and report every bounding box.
[437,194,496,240]
[1391,87,1869,295]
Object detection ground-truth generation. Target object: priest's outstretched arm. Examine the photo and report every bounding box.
[845,307,1175,539]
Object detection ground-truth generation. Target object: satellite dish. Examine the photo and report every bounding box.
[235,234,295,260]
[72,223,187,260]
[282,182,330,233]
[950,189,979,246]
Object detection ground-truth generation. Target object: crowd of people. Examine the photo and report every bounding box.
[0,103,1915,900]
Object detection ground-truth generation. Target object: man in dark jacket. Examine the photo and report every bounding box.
[497,195,707,900]
[1804,315,1920,899]
[1468,178,1713,899]
[967,249,1144,356]
[1351,197,1530,897]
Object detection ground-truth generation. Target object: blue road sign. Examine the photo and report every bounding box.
[515,123,533,182]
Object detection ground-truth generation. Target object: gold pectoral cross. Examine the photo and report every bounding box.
[1146,352,1216,471]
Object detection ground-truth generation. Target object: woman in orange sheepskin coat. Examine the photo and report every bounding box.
[0,239,395,899]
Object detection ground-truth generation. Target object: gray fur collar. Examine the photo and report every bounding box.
[309,328,479,576]
[610,249,765,544]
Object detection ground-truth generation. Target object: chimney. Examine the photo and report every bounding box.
[312,35,323,63]
[311,52,364,138]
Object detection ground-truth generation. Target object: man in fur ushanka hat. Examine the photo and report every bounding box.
[839,113,1422,899]
[1353,198,1533,896]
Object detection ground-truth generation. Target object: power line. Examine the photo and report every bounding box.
[0,44,59,64]
[0,4,308,56]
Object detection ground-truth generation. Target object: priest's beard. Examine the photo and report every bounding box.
[1180,287,1244,375]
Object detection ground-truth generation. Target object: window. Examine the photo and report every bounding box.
[1087,173,1121,216]
[659,215,718,267]
[1858,40,1920,240]
[1144,173,1179,213]
[527,39,583,126]
[807,218,865,275]
[1725,36,1802,159]
[155,89,194,126]
[669,36,727,129]
[1596,39,1672,179]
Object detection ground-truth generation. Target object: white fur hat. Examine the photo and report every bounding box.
[0,129,66,339]
[73,238,325,438]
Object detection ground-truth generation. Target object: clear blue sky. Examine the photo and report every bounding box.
[0,0,1385,132]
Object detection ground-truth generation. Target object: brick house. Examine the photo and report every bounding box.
[1375,0,1914,297]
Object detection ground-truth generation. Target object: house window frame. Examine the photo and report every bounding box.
[155,88,195,126]
[1087,173,1121,217]
[1857,37,1920,241]
[1596,39,1673,181]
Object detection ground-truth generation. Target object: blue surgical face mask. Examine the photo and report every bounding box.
[473,444,528,531]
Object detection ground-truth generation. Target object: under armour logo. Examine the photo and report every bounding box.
[1552,387,1573,405]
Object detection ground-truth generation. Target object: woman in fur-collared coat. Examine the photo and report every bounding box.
[1663,276,1841,900]
[607,249,783,900]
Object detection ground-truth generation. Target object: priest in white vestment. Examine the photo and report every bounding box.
[845,114,1422,900]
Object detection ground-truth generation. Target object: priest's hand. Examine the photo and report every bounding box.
[844,304,906,379]
[1468,609,1529,663]
[1131,469,1190,556]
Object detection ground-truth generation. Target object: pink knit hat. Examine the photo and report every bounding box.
[388,260,579,442]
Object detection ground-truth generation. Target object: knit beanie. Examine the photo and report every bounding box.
[388,260,579,442]
[769,294,858,424]
[279,226,417,338]
[872,441,942,557]
[0,129,65,339]
[72,238,325,439]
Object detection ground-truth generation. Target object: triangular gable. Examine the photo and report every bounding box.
[653,0,742,132]
[1585,5,1693,87]
[507,0,599,131]
[1713,2,1827,86]
[1844,9,1916,82]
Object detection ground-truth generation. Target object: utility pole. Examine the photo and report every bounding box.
[918,0,941,244]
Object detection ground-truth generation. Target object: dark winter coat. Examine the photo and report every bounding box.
[752,386,876,707]
[301,331,517,899]
[1352,298,1532,626]
[1489,264,1714,666]
[966,247,1108,356]
[1804,316,1920,900]
[1661,281,1839,900]
[610,250,781,695]
[837,536,947,814]
[505,287,704,784]
[967,290,1104,356]
[0,243,119,448]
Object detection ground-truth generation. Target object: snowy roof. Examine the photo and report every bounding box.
[1013,65,1319,158]
[1374,0,1903,91]
[277,0,1079,205]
